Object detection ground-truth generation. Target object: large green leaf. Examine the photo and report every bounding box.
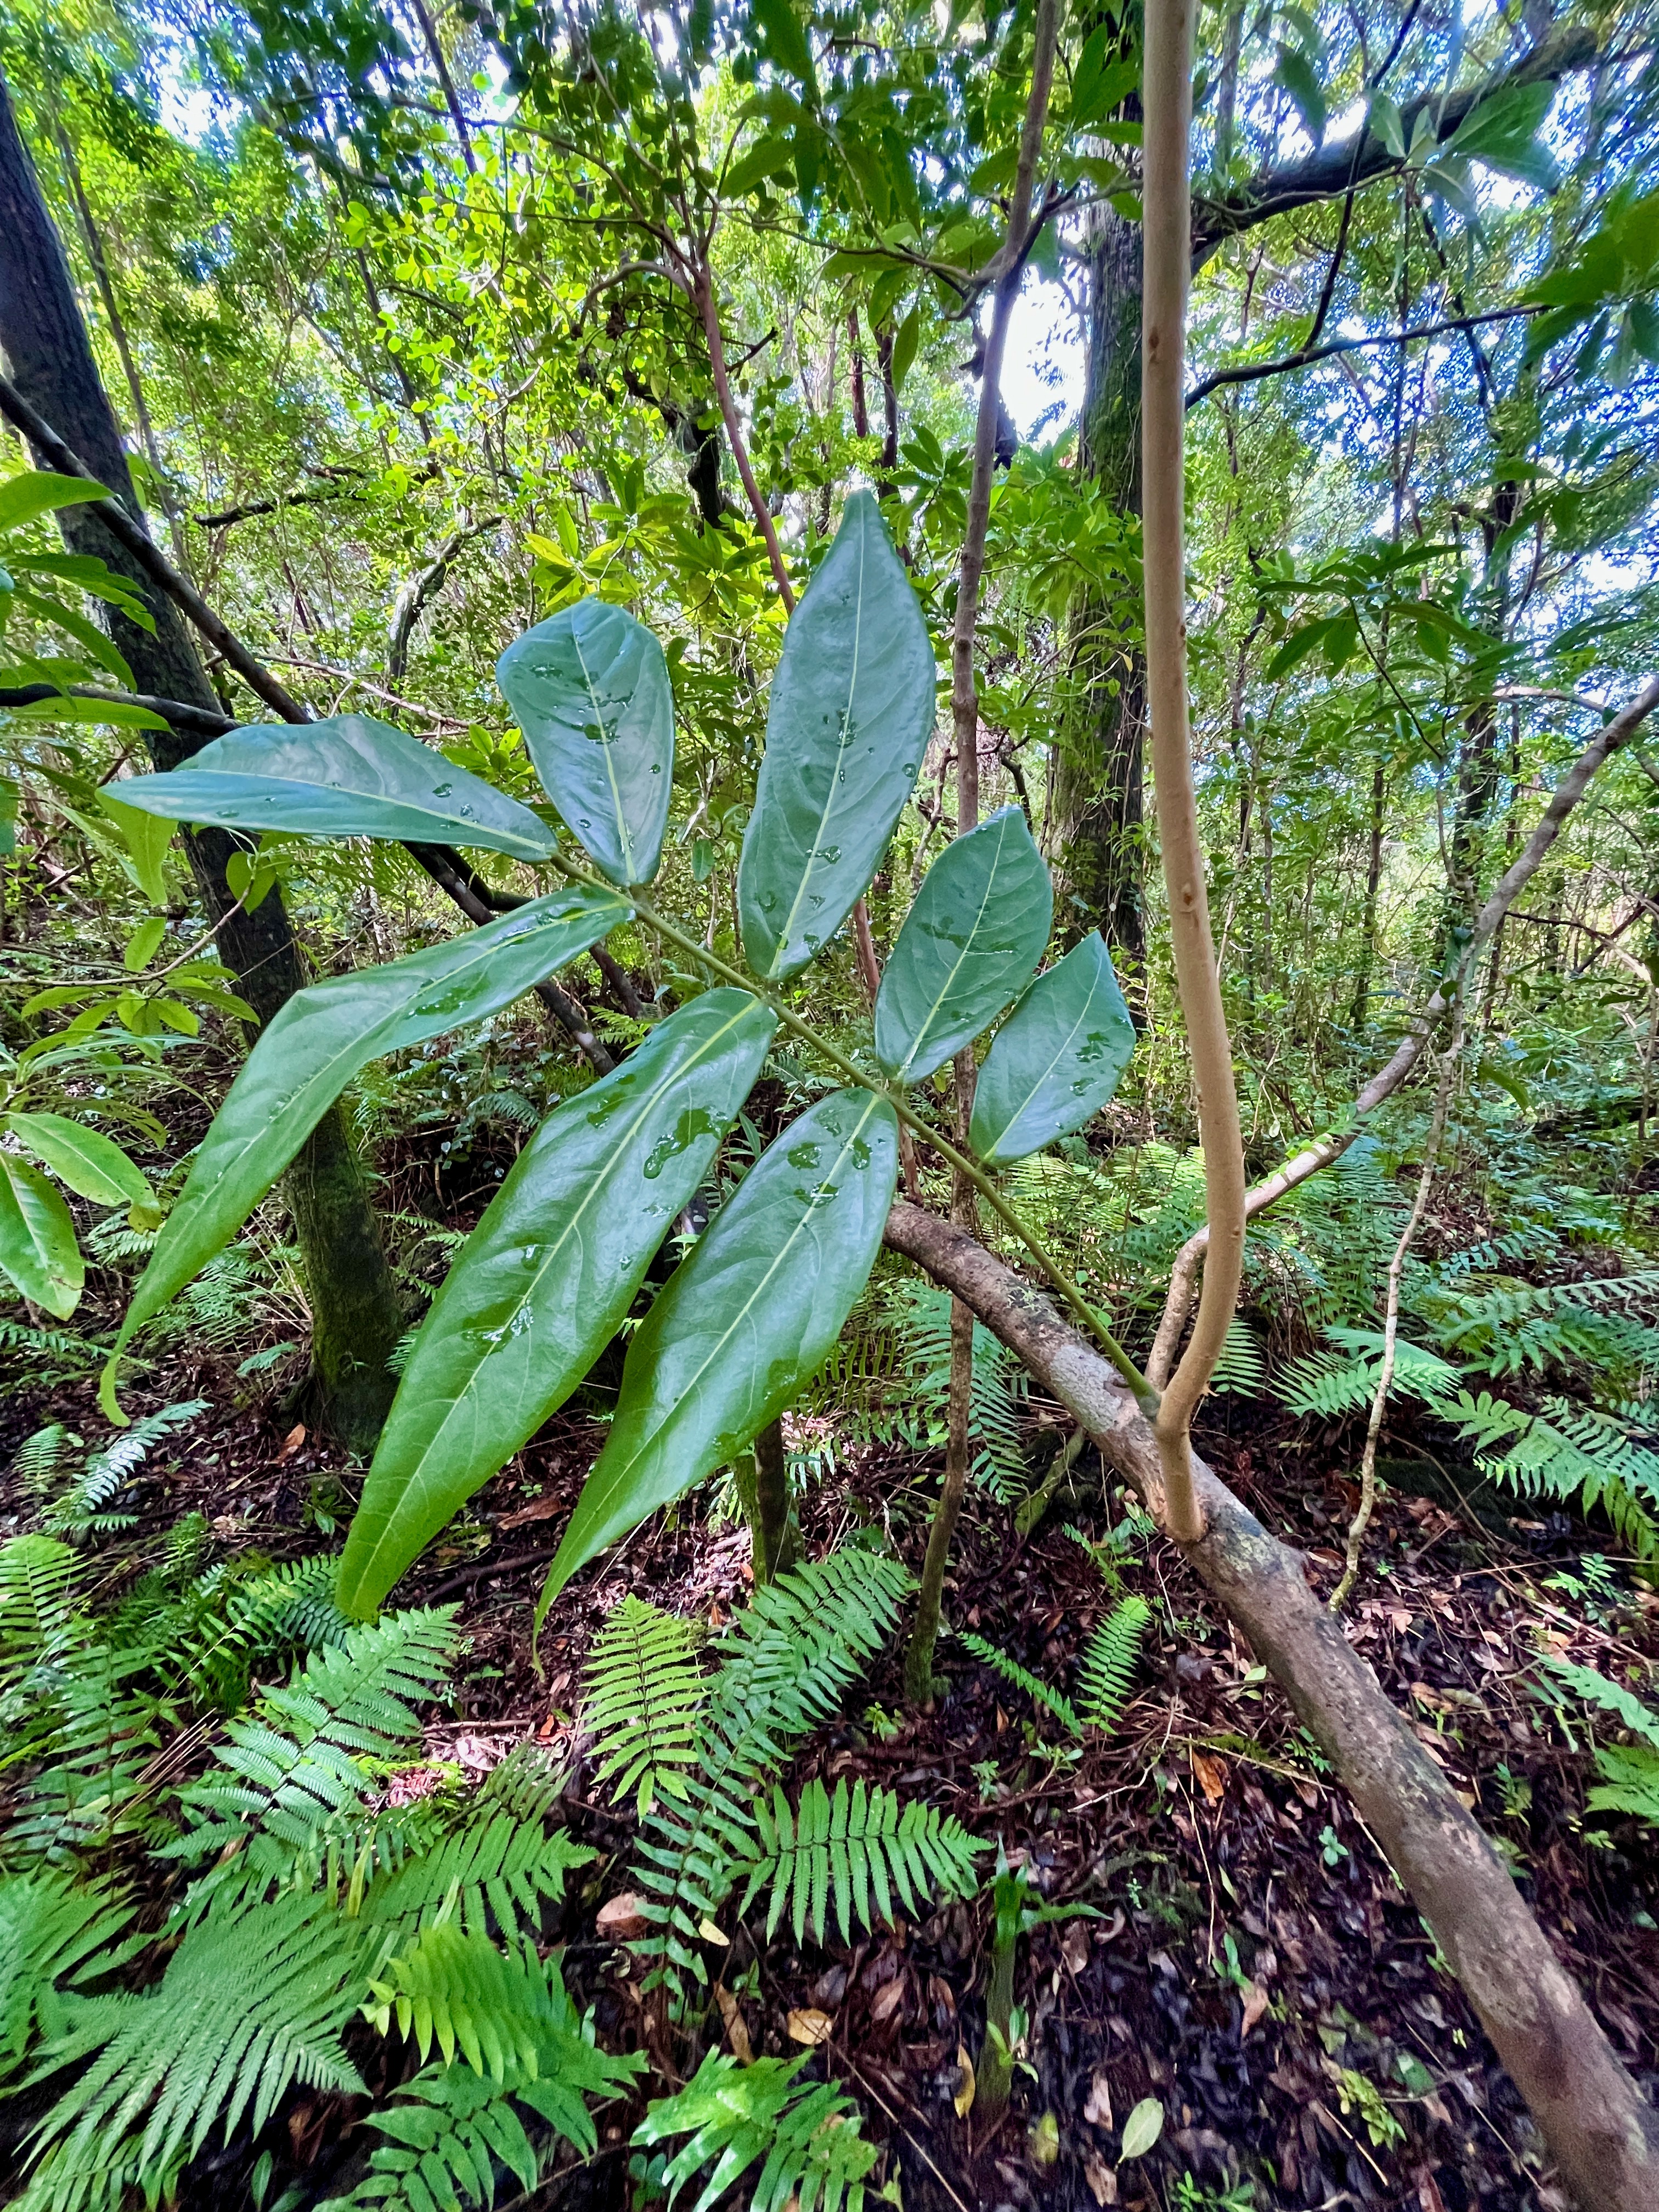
[0,1152,83,1317]
[541,1087,898,1613]
[103,888,628,1415]
[496,599,674,887]
[737,491,934,980]
[6,1114,153,1209]
[110,715,556,860]
[874,807,1052,1085]
[0,472,111,535]
[337,989,777,1617]
[968,934,1136,1165]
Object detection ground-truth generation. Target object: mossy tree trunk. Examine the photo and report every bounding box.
[0,72,403,1448]
[1045,204,1148,978]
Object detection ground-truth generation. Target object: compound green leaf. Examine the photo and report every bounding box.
[874,808,1052,1084]
[496,598,674,887]
[338,988,777,1617]
[103,888,628,1417]
[969,934,1136,1164]
[7,1114,153,1210]
[0,1151,83,1317]
[738,490,934,980]
[540,1086,898,1615]
[109,715,556,860]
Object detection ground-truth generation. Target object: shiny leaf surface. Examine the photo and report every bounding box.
[969,934,1136,1164]
[110,715,556,860]
[874,808,1052,1084]
[0,1152,82,1317]
[7,1114,153,1209]
[541,1087,898,1613]
[104,888,628,1413]
[337,989,777,1617]
[738,492,934,979]
[496,599,674,887]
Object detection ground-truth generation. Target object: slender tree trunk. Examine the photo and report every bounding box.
[0,74,403,1448]
[1046,205,1147,977]
[1351,757,1386,1028]
[902,0,1058,1705]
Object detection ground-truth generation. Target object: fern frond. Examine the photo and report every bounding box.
[0,1873,142,2079]
[630,1551,909,2011]
[580,1595,705,1815]
[166,1607,460,1866]
[960,1632,1080,1735]
[1074,1596,1150,1736]
[321,1955,643,2210]
[1209,1315,1266,1397]
[26,1891,370,2201]
[10,1426,72,1493]
[1583,1745,1659,1827]
[0,1536,82,1683]
[356,1812,591,1946]
[1536,1655,1659,1745]
[633,2050,879,2212]
[734,1776,984,1948]
[1276,1330,1463,1419]
[364,1923,557,2079]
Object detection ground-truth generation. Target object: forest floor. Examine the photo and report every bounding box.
[8,1314,1656,2212]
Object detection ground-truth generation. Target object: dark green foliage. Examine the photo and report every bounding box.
[0,1873,142,2081]
[631,2050,879,2212]
[579,1593,706,1816]
[26,1890,373,2205]
[735,1775,985,1945]
[163,1606,461,1871]
[629,1550,911,2007]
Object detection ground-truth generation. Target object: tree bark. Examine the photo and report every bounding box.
[884,1199,1659,2212]
[1046,205,1147,974]
[0,72,403,1448]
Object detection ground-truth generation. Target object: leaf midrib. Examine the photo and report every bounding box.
[352,1001,767,1589]
[570,615,634,882]
[141,765,551,856]
[981,967,1104,1158]
[897,815,1014,1081]
[771,510,868,974]
[577,1093,889,1535]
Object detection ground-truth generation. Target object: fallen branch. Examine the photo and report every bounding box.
[1146,674,1659,1386]
[883,1198,1659,2212]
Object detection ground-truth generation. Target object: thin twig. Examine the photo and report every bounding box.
[1331,1005,1463,1610]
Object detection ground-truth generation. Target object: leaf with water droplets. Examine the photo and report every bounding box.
[497,598,675,887]
[109,714,556,859]
[338,989,776,1617]
[875,808,1052,1084]
[539,1086,897,1616]
[738,492,935,980]
[102,887,629,1418]
[969,933,1136,1164]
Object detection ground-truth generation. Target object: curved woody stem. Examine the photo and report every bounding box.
[1141,0,1247,1540]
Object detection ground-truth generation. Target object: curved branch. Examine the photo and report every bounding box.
[883,1199,1659,2212]
[1142,0,1246,1539]
[1190,25,1599,267]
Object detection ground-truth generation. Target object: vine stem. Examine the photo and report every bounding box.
[541,848,1157,1409]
